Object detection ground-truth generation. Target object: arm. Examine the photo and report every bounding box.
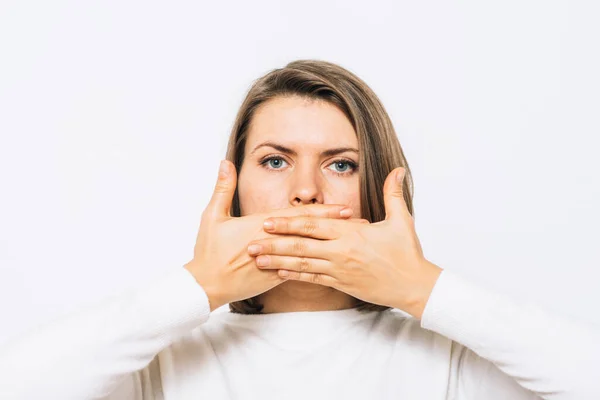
[0,159,336,399]
[0,267,211,400]
[419,268,600,400]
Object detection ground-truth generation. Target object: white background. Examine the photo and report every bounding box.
[1,0,599,345]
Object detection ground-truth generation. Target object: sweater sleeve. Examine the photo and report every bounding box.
[420,269,600,400]
[0,267,212,400]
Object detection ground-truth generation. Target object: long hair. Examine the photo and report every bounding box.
[226,59,415,314]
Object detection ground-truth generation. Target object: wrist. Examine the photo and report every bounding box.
[402,260,443,320]
[183,261,224,312]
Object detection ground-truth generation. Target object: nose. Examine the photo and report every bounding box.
[289,165,324,206]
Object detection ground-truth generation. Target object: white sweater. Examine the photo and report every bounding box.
[0,267,598,400]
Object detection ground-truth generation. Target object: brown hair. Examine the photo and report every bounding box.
[226,59,415,314]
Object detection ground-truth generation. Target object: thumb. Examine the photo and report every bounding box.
[205,160,237,221]
[383,167,408,220]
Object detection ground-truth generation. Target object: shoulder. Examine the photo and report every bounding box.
[379,308,455,347]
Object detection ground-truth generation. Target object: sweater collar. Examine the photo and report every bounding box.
[212,307,382,352]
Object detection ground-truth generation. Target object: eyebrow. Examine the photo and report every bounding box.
[250,141,359,158]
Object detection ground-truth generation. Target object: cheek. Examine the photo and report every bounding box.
[325,178,361,217]
[345,192,362,218]
[237,169,287,215]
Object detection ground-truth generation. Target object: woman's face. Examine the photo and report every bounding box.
[237,95,361,217]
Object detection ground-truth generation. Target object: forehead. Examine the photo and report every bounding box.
[246,96,358,151]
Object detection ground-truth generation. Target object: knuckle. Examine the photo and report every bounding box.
[303,218,318,235]
[298,257,310,272]
[310,273,320,284]
[293,238,305,256]
[340,250,353,266]
[213,181,229,193]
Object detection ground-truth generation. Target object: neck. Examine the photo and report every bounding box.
[257,281,358,313]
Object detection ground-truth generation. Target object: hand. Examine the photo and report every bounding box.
[246,167,443,319]
[184,160,354,311]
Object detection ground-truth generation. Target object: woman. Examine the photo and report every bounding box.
[0,59,598,399]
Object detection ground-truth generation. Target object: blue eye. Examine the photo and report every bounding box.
[261,156,358,176]
[331,161,350,173]
[263,157,287,169]
[327,160,357,175]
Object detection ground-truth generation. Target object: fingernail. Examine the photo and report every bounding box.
[248,244,262,255]
[279,270,289,278]
[219,160,229,178]
[340,207,353,218]
[263,220,275,231]
[256,255,270,267]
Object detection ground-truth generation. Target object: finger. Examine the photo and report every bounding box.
[383,167,410,220]
[263,217,370,240]
[261,268,288,286]
[247,236,330,259]
[278,270,337,287]
[263,217,338,240]
[255,255,332,274]
[269,204,354,220]
[204,160,237,221]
